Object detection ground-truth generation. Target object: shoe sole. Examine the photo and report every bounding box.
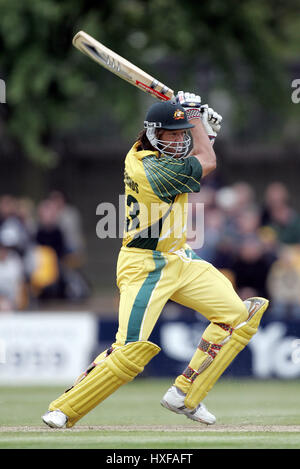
[160,399,215,425]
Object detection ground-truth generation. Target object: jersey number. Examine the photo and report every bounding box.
[126,195,140,231]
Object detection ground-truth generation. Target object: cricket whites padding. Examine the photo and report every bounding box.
[184,297,269,409]
[49,340,160,428]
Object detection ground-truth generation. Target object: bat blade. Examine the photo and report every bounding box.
[72,31,174,101]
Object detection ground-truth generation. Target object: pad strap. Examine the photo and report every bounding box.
[198,338,222,359]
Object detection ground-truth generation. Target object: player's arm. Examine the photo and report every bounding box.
[189,117,216,178]
[176,91,222,178]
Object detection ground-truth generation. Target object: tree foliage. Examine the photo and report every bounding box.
[0,0,298,167]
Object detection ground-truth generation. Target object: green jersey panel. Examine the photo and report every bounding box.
[143,154,202,203]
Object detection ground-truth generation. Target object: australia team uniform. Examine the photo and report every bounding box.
[114,141,268,400]
[43,99,268,429]
[116,142,248,352]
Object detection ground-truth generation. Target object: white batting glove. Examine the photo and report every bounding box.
[200,104,222,145]
[175,91,202,120]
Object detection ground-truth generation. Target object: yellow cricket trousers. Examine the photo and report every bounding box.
[114,245,248,347]
[47,245,261,424]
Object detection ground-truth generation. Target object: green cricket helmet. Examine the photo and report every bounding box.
[144,101,194,130]
[144,101,194,158]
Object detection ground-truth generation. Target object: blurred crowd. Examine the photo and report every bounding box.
[0,191,90,312]
[189,180,300,320]
[1,181,300,319]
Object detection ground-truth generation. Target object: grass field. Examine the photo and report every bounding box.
[0,378,300,450]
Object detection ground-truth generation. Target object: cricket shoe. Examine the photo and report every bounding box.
[160,385,216,425]
[42,410,68,429]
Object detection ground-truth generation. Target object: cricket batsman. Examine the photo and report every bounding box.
[42,91,269,428]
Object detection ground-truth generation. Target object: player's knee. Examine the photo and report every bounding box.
[231,299,249,328]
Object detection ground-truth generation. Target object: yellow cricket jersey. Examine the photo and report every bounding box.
[122,142,203,252]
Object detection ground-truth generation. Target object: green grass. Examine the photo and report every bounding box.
[0,378,300,449]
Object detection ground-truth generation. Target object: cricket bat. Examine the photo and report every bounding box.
[72,31,174,101]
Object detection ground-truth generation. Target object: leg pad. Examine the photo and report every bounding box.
[49,340,160,427]
[184,297,269,409]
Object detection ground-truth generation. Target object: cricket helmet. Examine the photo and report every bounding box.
[144,101,193,158]
[144,101,194,130]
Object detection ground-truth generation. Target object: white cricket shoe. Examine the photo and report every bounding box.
[161,385,216,425]
[42,410,68,428]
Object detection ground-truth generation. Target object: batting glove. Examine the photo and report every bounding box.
[200,104,222,145]
[175,91,202,120]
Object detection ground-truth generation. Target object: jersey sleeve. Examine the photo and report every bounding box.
[142,154,202,203]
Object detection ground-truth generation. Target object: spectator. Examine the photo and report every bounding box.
[48,190,85,263]
[35,199,68,260]
[231,235,275,300]
[0,194,18,226]
[260,182,290,226]
[215,186,239,217]
[0,228,24,311]
[48,191,90,300]
[194,207,226,263]
[215,186,241,240]
[234,207,261,241]
[268,203,300,245]
[0,193,91,307]
[257,225,279,265]
[16,197,37,238]
[0,194,30,256]
[30,199,67,300]
[232,181,257,214]
[267,245,300,318]
[35,197,90,301]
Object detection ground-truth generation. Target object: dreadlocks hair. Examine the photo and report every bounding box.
[136,129,154,151]
[136,128,164,153]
